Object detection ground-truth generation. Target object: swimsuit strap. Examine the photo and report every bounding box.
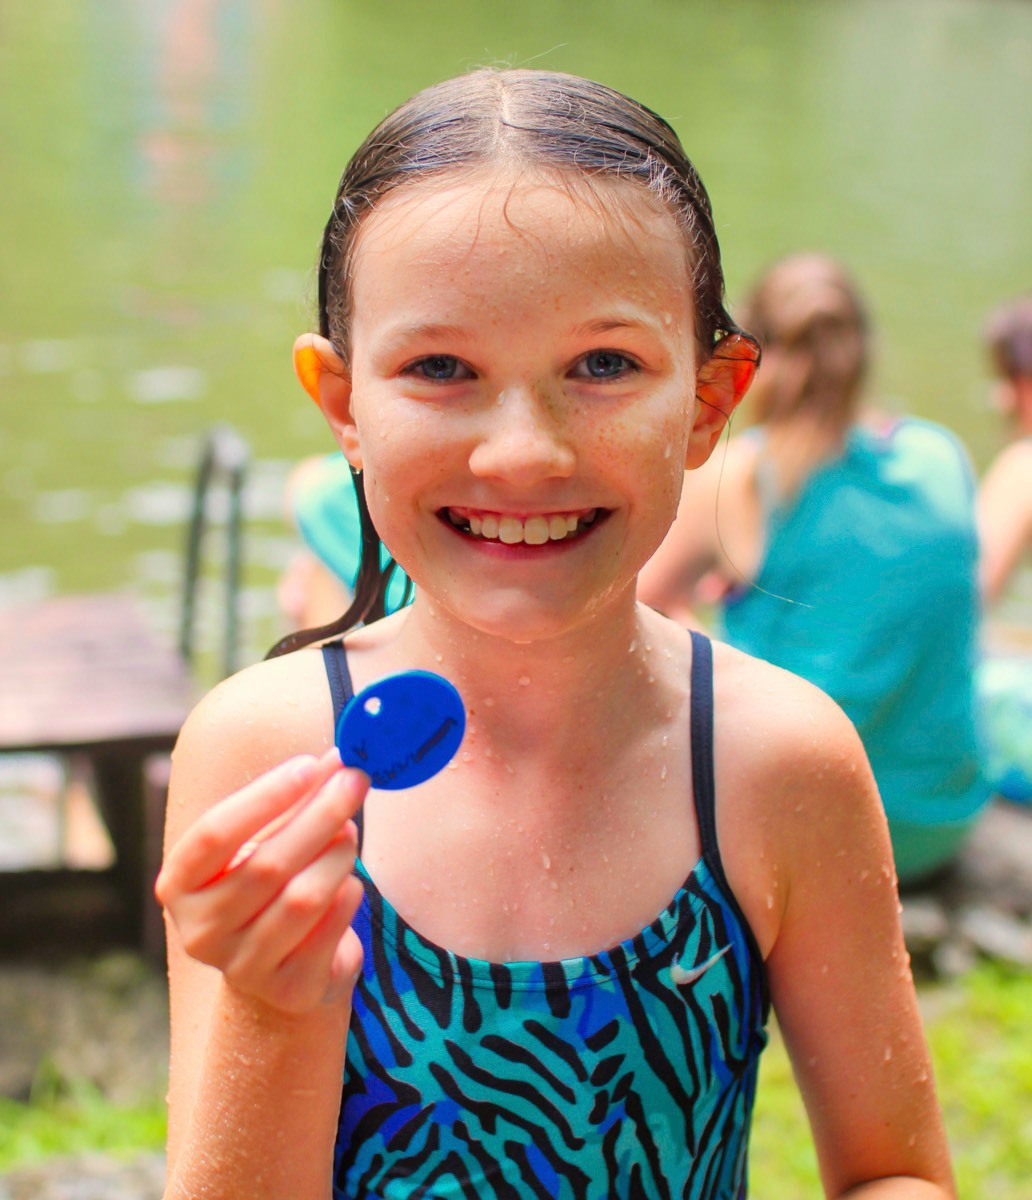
[321,640,363,851]
[689,630,722,879]
[325,631,749,945]
[689,629,768,1005]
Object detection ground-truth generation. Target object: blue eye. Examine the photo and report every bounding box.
[576,351,636,379]
[408,356,471,381]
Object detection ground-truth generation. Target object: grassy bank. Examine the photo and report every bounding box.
[0,962,1029,1192]
[752,960,1032,1195]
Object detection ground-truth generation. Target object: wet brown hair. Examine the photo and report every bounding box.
[985,293,1032,382]
[739,253,868,428]
[269,68,752,657]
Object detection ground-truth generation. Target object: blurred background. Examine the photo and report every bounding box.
[2,0,1031,667]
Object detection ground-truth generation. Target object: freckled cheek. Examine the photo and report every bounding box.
[587,408,686,484]
[354,407,451,530]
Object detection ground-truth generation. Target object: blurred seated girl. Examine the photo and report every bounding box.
[277,452,412,633]
[639,253,989,883]
[976,294,1032,804]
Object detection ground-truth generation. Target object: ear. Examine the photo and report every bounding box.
[293,333,362,469]
[685,333,759,468]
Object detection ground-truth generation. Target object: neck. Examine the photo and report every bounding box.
[759,412,850,503]
[1013,378,1032,437]
[377,592,683,763]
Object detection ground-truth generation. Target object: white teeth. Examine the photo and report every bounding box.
[448,509,597,544]
[499,516,523,544]
[524,516,550,545]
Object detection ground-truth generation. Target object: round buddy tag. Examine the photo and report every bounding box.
[336,670,466,790]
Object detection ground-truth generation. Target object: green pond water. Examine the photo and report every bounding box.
[2,0,1030,671]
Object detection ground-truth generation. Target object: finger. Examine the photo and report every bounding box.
[228,858,364,1007]
[167,825,358,974]
[196,769,366,933]
[271,881,366,1013]
[236,767,368,891]
[164,751,341,888]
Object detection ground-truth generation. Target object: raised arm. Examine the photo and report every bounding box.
[157,655,367,1200]
[747,677,955,1197]
[978,439,1032,604]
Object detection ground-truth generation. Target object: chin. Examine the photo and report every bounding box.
[436,583,628,647]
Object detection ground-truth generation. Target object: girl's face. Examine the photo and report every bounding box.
[333,170,724,644]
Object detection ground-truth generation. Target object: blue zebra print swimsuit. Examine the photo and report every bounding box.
[322,632,769,1199]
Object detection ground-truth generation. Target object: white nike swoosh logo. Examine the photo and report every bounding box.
[669,944,731,986]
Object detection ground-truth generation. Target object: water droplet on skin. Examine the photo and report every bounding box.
[859,870,870,883]
[485,697,495,707]
[766,894,774,909]
[447,761,459,771]
[542,852,551,870]
[660,765,667,781]
[907,1134,917,1149]
[663,444,672,459]
[435,653,443,663]
[518,675,531,687]
[461,752,472,763]
[884,1045,893,1062]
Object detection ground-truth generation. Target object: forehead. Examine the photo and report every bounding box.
[350,168,693,309]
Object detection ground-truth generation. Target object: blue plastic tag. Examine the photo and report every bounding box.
[335,670,466,790]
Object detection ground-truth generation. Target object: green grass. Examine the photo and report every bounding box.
[0,1071,166,1170]
[0,962,1029,1191]
[751,961,1032,1196]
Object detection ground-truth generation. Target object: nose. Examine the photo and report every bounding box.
[467,385,576,486]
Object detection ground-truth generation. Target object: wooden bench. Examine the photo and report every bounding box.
[0,592,196,958]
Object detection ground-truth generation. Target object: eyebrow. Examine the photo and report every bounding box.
[573,315,661,337]
[380,322,470,346]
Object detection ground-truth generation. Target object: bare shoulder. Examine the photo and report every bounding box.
[981,438,1032,505]
[710,638,867,785]
[708,639,888,956]
[979,436,1032,492]
[167,648,335,841]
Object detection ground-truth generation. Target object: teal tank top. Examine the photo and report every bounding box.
[722,418,988,881]
[323,632,769,1198]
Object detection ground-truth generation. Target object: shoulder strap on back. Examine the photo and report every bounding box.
[321,640,363,851]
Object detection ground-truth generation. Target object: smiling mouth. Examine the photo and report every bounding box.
[441,507,604,546]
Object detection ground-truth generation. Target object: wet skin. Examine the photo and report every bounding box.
[334,171,704,648]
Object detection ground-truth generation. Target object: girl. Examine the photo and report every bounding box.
[976,293,1032,804]
[639,254,988,885]
[157,72,955,1199]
